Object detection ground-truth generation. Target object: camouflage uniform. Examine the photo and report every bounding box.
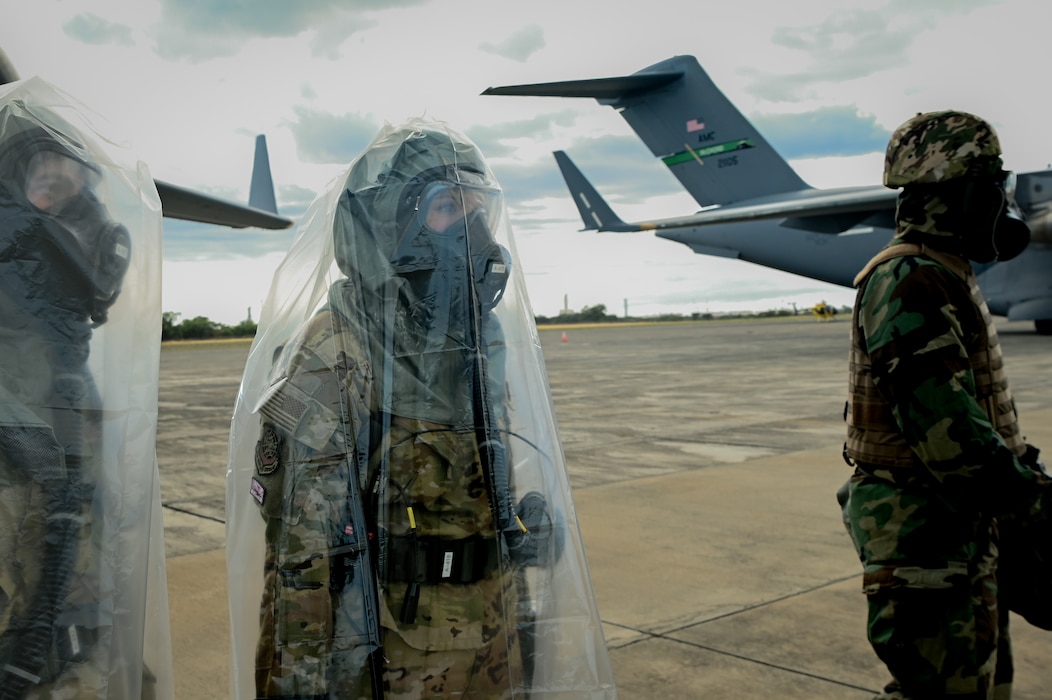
[250,310,374,698]
[840,111,1044,700]
[250,308,517,699]
[0,365,106,699]
[0,130,124,697]
[250,124,520,699]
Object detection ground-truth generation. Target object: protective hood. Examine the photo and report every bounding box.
[331,130,510,426]
[891,173,1030,263]
[0,76,170,698]
[226,118,615,699]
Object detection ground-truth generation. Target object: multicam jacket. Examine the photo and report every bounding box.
[251,301,516,699]
[228,118,616,700]
[251,306,378,698]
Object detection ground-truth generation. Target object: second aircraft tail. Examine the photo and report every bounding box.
[553,151,638,232]
[249,134,279,214]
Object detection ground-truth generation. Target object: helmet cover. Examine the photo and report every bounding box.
[884,110,1002,189]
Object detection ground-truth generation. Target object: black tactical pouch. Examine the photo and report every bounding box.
[386,534,499,585]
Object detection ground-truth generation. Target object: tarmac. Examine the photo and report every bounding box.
[158,316,1052,699]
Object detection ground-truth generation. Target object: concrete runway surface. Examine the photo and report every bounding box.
[158,317,1052,699]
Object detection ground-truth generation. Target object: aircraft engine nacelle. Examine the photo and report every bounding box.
[1025,206,1052,246]
[1021,172,1052,245]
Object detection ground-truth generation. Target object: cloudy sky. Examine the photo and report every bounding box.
[3,0,1049,323]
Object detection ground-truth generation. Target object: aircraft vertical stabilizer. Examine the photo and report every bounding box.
[249,134,278,214]
[553,150,636,232]
[484,55,810,208]
[0,46,19,85]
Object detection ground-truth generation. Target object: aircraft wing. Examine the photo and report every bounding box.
[482,71,684,101]
[1,56,292,231]
[155,180,292,230]
[635,186,896,232]
[554,149,895,235]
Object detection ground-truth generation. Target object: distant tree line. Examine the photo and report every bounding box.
[533,303,842,325]
[535,304,620,324]
[162,312,258,341]
[163,302,850,341]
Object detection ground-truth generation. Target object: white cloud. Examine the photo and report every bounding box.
[3,0,1050,322]
[479,24,546,63]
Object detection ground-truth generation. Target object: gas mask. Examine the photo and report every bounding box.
[43,215,132,325]
[390,176,509,318]
[961,170,1031,263]
[0,127,130,326]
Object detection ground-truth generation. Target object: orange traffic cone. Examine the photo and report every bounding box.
[561,332,568,343]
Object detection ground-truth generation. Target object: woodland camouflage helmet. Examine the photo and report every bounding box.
[883,110,1003,189]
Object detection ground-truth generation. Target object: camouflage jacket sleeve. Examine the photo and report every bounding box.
[858,255,1039,513]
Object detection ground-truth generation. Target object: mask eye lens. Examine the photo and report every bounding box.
[416,181,501,235]
[999,170,1017,200]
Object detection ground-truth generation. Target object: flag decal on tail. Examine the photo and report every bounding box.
[686,118,706,132]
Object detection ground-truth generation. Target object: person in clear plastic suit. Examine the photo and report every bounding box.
[0,78,171,698]
[227,118,616,699]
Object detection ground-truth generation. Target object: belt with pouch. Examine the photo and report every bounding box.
[386,533,499,585]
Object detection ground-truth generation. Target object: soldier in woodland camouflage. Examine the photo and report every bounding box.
[839,110,1047,699]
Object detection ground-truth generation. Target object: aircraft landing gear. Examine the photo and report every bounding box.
[1036,319,1052,335]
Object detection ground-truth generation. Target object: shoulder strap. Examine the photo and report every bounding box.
[853,242,971,288]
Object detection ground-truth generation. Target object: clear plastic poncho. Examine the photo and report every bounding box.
[226,118,616,699]
[0,77,171,698]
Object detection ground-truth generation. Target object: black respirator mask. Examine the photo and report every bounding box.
[961,170,1031,263]
[49,216,132,324]
[390,178,509,313]
[0,132,131,325]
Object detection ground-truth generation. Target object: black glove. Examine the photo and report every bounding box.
[1021,444,1048,477]
[506,492,563,567]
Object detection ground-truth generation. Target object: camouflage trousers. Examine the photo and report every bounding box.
[839,468,1012,699]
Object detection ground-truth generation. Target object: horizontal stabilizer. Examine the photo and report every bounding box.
[553,151,636,232]
[155,180,292,230]
[482,71,683,102]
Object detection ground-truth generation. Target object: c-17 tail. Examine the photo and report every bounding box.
[484,55,809,208]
